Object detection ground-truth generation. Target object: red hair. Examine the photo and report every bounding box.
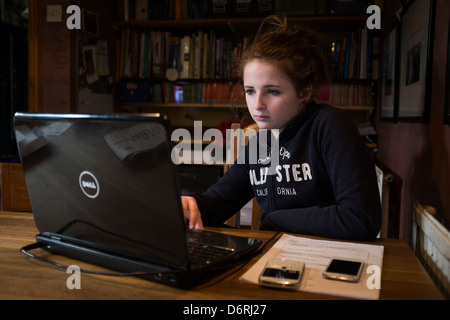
[240,15,330,96]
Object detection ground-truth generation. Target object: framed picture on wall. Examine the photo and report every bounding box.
[380,23,399,121]
[398,0,435,122]
[82,9,98,37]
[445,22,450,125]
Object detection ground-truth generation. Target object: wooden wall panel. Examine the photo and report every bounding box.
[0,163,32,212]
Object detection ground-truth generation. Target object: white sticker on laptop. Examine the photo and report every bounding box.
[103,123,166,162]
[79,171,100,199]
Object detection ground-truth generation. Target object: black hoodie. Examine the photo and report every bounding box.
[185,102,382,241]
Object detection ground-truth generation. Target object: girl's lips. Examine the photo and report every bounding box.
[254,115,269,121]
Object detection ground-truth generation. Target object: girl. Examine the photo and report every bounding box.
[181,16,381,241]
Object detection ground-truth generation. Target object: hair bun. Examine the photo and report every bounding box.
[240,14,330,92]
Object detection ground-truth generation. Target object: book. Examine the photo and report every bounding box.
[194,31,202,79]
[166,34,180,80]
[135,0,148,21]
[180,35,190,79]
[151,31,162,78]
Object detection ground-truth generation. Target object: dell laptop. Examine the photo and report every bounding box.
[14,112,262,288]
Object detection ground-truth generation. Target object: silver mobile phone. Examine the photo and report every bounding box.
[259,259,305,290]
[322,258,365,282]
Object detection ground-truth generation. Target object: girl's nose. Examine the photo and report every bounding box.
[254,94,266,110]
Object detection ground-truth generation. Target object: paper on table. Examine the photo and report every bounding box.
[240,234,384,300]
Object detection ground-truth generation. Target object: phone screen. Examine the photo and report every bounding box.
[262,268,301,280]
[326,259,363,276]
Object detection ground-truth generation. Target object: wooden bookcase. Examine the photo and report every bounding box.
[113,1,378,141]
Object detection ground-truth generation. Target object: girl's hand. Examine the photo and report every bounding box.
[181,196,204,230]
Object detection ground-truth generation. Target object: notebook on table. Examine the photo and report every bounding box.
[13,112,262,289]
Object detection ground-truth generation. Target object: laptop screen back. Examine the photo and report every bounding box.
[14,113,189,268]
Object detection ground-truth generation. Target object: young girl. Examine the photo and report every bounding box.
[181,16,381,241]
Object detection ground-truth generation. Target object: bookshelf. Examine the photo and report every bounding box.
[113,15,368,32]
[113,1,379,138]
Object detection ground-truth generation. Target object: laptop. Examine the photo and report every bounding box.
[13,112,263,288]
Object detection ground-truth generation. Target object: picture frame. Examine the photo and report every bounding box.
[82,9,98,37]
[82,45,99,84]
[398,0,435,122]
[445,22,450,125]
[380,23,400,121]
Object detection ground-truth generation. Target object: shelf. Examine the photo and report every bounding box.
[114,15,368,33]
[121,102,247,109]
[335,105,374,111]
[121,102,373,111]
[115,12,376,130]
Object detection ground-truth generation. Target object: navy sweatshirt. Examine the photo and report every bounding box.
[186,102,382,241]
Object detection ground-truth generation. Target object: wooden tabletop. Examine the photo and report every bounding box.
[0,211,444,300]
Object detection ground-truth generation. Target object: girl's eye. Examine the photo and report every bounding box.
[245,89,255,95]
[268,89,280,95]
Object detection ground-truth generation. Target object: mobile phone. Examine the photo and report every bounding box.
[259,259,305,290]
[322,258,364,282]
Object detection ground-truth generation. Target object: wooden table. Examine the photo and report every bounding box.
[0,211,444,301]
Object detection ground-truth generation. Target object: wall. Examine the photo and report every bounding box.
[374,0,450,243]
[76,0,117,114]
[30,0,116,113]
[34,0,74,113]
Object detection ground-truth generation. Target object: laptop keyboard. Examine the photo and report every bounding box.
[187,242,233,266]
[186,229,236,267]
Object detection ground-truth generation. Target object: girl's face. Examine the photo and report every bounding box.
[243,60,305,130]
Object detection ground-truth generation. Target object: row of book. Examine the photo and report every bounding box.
[315,83,373,107]
[118,78,372,108]
[119,26,379,84]
[119,28,248,81]
[326,27,380,81]
[120,0,376,22]
[118,80,246,105]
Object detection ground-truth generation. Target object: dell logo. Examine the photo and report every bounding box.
[82,181,97,189]
[79,171,100,199]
